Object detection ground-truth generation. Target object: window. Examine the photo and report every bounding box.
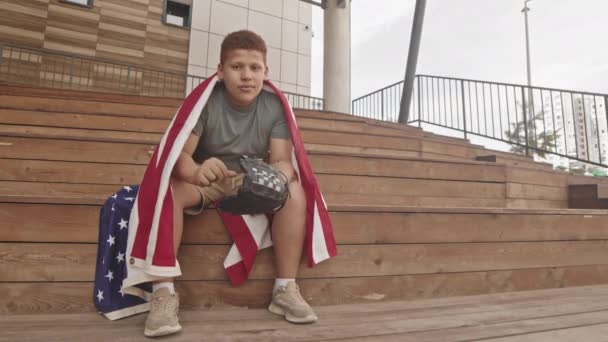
[164,0,191,28]
[61,0,94,7]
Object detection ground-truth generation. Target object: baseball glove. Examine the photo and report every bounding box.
[218,157,289,215]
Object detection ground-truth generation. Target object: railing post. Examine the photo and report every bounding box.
[460,80,467,140]
[417,77,422,127]
[521,86,530,156]
[381,91,385,121]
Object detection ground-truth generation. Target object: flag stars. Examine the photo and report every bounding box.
[111,194,118,200]
[124,197,135,202]
[118,218,128,230]
[105,270,114,282]
[116,251,125,264]
[123,186,133,192]
[96,290,104,302]
[119,286,125,297]
[107,234,115,247]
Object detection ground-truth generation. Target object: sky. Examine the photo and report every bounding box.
[310,0,608,99]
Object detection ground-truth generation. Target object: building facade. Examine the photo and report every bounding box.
[542,92,607,169]
[0,0,314,97]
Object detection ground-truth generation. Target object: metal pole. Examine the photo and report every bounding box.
[398,0,427,124]
[522,0,534,109]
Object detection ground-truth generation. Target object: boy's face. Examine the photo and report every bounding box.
[217,49,268,107]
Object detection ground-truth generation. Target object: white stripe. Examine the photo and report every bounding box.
[223,214,271,268]
[146,76,218,264]
[102,302,150,321]
[312,201,330,263]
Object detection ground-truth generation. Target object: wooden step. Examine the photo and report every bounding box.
[0,108,168,133]
[4,266,608,315]
[0,84,183,107]
[0,108,412,138]
[0,154,507,186]
[5,240,608,283]
[2,202,607,314]
[0,137,153,164]
[476,153,553,171]
[0,172,506,207]
[5,203,607,244]
[0,94,174,119]
[4,285,608,339]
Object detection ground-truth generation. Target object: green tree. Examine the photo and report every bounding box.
[504,104,560,159]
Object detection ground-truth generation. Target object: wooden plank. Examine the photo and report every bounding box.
[309,154,506,182]
[0,159,145,185]
[5,203,608,244]
[325,193,506,208]
[0,84,183,106]
[296,117,424,138]
[0,137,153,164]
[318,174,505,199]
[301,129,421,152]
[0,124,162,144]
[422,140,478,159]
[323,312,608,342]
[483,323,608,342]
[307,143,421,159]
[3,241,608,282]
[0,95,174,118]
[3,269,608,315]
[508,167,568,187]
[507,183,567,201]
[0,171,506,205]
[507,199,568,209]
[0,108,169,133]
[0,181,117,204]
[0,155,506,185]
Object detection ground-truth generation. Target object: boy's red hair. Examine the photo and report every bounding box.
[220,30,267,64]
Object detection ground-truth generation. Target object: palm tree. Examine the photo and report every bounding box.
[504,103,560,159]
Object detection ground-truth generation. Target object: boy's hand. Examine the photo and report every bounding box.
[191,157,237,186]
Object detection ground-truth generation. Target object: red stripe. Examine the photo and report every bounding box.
[218,212,259,276]
[152,187,176,266]
[265,81,337,266]
[131,76,215,262]
[225,262,247,286]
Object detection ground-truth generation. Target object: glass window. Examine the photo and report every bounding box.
[164,0,191,28]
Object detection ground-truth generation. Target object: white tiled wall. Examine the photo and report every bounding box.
[187,0,312,95]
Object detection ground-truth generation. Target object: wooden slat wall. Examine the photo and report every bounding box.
[0,0,189,76]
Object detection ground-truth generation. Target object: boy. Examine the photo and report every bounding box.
[143,30,317,337]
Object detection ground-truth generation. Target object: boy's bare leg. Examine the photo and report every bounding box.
[268,180,317,323]
[271,180,307,278]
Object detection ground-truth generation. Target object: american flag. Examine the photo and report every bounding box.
[94,185,152,320]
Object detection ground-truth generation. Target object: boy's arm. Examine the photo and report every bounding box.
[269,138,296,182]
[172,133,200,182]
[173,133,236,186]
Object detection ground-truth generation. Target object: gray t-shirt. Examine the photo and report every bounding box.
[191,83,291,171]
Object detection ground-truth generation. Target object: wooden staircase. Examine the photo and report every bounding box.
[2,84,608,316]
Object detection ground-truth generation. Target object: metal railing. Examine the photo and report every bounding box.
[353,75,608,169]
[0,43,324,109]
